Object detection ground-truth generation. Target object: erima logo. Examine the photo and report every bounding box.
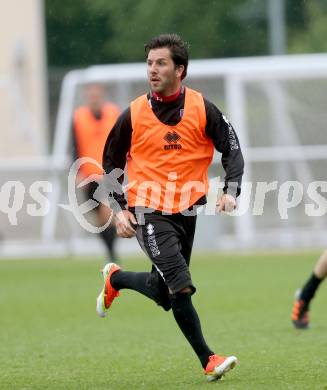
[163,131,182,150]
[146,223,160,257]
[147,223,154,235]
[222,114,239,150]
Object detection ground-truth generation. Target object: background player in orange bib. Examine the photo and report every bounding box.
[73,83,120,263]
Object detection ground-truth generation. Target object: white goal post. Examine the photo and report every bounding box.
[1,53,327,258]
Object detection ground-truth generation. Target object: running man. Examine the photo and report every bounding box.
[97,34,244,382]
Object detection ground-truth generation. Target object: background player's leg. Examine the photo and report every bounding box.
[299,249,327,305]
[292,249,327,328]
[99,223,118,262]
[97,203,119,263]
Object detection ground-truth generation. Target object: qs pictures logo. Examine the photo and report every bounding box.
[59,157,114,234]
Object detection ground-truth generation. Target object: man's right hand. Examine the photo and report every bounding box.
[114,210,137,238]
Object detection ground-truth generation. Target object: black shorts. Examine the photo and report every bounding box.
[134,211,197,309]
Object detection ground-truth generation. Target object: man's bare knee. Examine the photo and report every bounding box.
[179,287,192,294]
[168,287,193,295]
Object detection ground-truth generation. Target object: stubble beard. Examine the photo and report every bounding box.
[151,77,173,94]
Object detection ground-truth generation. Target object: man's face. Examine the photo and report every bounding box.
[147,48,184,95]
[85,84,105,112]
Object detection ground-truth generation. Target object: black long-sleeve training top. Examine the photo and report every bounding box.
[102,88,244,211]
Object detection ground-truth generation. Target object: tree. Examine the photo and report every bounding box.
[46,0,325,68]
[45,0,114,66]
[289,1,327,54]
[46,0,269,67]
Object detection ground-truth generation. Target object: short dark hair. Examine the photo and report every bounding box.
[144,34,189,80]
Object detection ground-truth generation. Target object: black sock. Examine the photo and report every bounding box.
[170,292,214,368]
[100,225,118,262]
[300,272,323,307]
[110,271,154,301]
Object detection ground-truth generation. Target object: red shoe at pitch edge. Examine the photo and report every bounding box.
[291,289,309,329]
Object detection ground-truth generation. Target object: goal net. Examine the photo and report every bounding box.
[1,53,327,257]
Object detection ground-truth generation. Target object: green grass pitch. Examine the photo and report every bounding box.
[1,251,327,389]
